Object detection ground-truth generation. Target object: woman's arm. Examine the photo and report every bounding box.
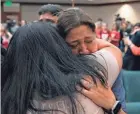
[130,45,140,55]
[96,38,122,70]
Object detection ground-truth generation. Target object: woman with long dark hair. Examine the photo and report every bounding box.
[2,21,108,114]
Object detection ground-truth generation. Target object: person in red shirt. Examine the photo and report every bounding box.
[100,23,110,41]
[109,23,121,47]
[95,22,102,39]
[0,24,12,48]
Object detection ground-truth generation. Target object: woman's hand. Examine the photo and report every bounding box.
[76,76,116,110]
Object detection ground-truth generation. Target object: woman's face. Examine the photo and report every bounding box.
[65,25,98,55]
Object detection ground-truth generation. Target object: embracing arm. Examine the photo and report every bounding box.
[96,38,122,70]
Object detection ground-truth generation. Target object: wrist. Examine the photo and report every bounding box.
[104,101,122,114]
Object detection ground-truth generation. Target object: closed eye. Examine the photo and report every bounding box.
[69,44,79,49]
[85,40,93,43]
[85,36,95,43]
[67,42,79,49]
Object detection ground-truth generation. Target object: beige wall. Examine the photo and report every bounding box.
[21,5,41,22]
[21,3,140,28]
[79,3,140,27]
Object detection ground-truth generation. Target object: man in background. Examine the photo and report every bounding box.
[38,4,63,23]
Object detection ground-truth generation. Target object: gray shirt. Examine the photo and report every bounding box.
[27,50,119,114]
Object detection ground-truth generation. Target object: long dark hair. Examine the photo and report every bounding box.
[2,22,106,114]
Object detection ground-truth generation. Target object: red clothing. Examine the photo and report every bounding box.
[95,28,101,38]
[1,36,9,48]
[100,30,110,41]
[2,41,9,48]
[110,31,120,46]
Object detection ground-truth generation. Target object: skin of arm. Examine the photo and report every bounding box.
[96,38,122,70]
[130,45,140,55]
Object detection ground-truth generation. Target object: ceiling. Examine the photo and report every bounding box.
[1,0,140,4]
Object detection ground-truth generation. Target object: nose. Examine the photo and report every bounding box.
[79,44,89,55]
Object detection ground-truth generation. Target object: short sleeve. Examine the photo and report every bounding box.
[83,49,120,87]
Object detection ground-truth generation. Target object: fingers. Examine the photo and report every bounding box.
[82,75,93,83]
[76,84,92,96]
[82,75,106,88]
[80,78,95,90]
[76,85,83,92]
[80,75,109,90]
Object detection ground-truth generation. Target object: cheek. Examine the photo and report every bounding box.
[72,49,79,55]
[87,43,98,53]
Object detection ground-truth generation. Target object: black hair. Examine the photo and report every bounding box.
[2,22,106,114]
[39,18,55,23]
[57,7,95,38]
[38,4,63,16]
[1,46,7,64]
[134,22,140,28]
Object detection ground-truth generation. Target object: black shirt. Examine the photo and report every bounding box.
[123,31,140,70]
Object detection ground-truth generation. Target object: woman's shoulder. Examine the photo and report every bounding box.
[27,93,104,114]
[82,50,120,87]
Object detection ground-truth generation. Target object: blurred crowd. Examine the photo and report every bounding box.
[1,6,140,71]
[1,19,27,48]
[94,16,140,70]
[95,16,134,50]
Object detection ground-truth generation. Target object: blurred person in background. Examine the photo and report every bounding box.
[6,19,19,34]
[123,22,140,70]
[100,23,110,41]
[115,14,122,30]
[119,22,128,52]
[121,18,126,25]
[1,24,12,48]
[109,23,121,47]
[126,21,133,35]
[95,18,103,27]
[95,21,102,39]
[38,4,63,23]
[124,37,140,55]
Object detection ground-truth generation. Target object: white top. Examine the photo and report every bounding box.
[27,50,120,114]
